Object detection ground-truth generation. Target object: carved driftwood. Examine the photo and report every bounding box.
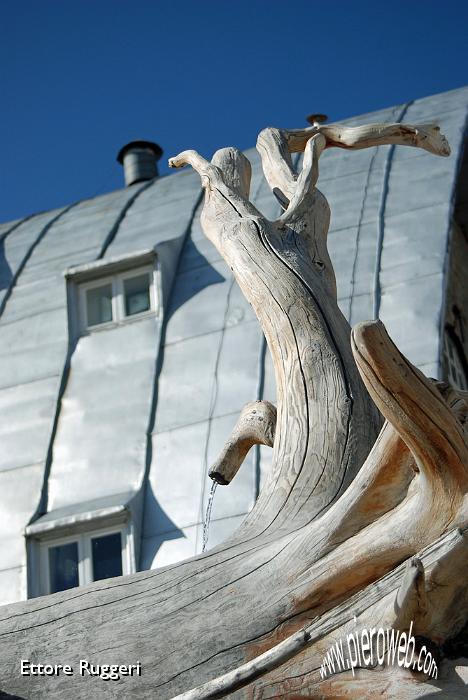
[0,118,465,700]
[209,401,277,485]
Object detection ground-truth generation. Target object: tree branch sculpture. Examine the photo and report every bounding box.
[0,119,465,700]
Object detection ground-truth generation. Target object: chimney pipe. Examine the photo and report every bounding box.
[306,113,328,127]
[117,140,163,186]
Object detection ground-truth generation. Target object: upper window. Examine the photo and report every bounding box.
[65,249,159,338]
[80,265,155,331]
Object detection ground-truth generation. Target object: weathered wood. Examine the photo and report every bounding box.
[0,117,465,700]
[170,528,468,699]
[236,528,468,699]
[209,401,276,485]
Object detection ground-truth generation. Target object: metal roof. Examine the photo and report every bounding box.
[0,86,466,605]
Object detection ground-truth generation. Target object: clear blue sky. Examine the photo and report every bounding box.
[1,0,467,222]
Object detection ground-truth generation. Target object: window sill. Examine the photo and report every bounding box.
[81,308,159,336]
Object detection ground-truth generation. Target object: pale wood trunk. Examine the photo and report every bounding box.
[0,120,466,700]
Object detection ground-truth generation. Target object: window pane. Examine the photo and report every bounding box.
[124,273,151,316]
[86,283,113,326]
[49,542,79,593]
[91,532,123,581]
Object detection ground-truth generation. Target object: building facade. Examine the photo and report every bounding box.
[0,87,467,606]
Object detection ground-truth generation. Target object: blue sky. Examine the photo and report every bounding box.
[1,0,467,221]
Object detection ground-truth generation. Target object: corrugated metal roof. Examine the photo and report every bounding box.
[0,86,466,604]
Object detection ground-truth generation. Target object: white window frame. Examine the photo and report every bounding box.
[79,273,117,331]
[39,524,133,596]
[79,264,157,333]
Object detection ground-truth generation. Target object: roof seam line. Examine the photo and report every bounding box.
[138,185,205,569]
[143,511,252,540]
[372,100,414,320]
[0,461,45,475]
[0,202,81,320]
[0,212,36,245]
[97,179,157,259]
[346,106,401,320]
[27,179,158,543]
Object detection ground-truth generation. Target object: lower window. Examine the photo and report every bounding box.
[41,528,129,595]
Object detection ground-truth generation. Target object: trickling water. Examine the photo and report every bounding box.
[202,481,218,552]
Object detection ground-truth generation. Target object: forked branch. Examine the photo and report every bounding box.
[256,121,450,218]
[281,321,467,616]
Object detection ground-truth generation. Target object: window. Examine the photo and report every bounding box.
[79,265,156,331]
[48,540,79,593]
[39,527,131,595]
[85,282,113,327]
[443,329,468,390]
[91,532,123,581]
[26,492,138,599]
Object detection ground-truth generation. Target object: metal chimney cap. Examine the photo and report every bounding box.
[306,113,328,126]
[116,140,163,164]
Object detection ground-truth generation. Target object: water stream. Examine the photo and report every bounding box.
[202,481,218,552]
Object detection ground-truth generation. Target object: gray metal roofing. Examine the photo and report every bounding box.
[0,86,466,604]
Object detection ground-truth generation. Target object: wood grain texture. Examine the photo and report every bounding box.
[209,401,276,485]
[0,119,465,700]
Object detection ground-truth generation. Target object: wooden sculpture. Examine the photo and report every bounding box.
[0,119,466,700]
